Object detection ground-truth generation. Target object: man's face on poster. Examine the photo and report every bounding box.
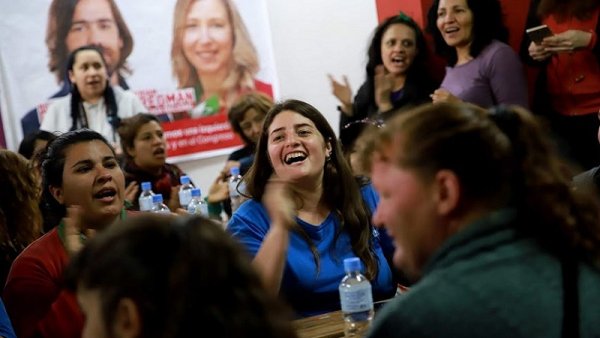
[65,0,123,74]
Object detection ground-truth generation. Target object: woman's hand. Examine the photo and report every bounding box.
[63,205,95,256]
[328,74,353,116]
[430,88,461,104]
[124,181,139,206]
[528,41,553,61]
[263,177,296,230]
[208,175,229,203]
[542,29,593,52]
[374,65,394,112]
[167,186,181,212]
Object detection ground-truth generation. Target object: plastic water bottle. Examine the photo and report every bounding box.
[138,181,155,212]
[187,188,208,216]
[178,175,194,209]
[151,194,171,214]
[229,167,244,212]
[339,257,374,337]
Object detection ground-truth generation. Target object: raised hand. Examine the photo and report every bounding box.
[63,205,94,256]
[374,65,394,112]
[263,176,296,230]
[124,181,139,206]
[328,74,353,115]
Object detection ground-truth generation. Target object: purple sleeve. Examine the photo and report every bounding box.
[486,44,529,108]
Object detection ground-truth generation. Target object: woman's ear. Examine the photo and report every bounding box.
[112,298,141,338]
[125,145,136,159]
[49,185,65,205]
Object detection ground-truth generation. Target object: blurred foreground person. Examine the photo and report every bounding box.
[364,103,600,337]
[66,214,298,338]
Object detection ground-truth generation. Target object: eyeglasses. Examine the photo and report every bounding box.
[341,117,385,131]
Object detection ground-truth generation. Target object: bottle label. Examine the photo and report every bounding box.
[229,181,240,198]
[179,189,192,207]
[139,197,153,212]
[340,283,373,313]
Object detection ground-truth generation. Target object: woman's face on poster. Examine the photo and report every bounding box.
[183,0,234,79]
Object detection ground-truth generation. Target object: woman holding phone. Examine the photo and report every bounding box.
[525,0,600,170]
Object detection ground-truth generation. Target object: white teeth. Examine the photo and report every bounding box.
[284,152,306,164]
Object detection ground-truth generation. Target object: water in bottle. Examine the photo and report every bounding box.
[187,188,208,216]
[138,181,155,212]
[178,175,194,209]
[151,194,171,214]
[339,257,374,337]
[228,167,244,212]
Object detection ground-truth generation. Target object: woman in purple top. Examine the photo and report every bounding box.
[426,0,528,108]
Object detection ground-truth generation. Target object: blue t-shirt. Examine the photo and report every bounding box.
[227,183,395,317]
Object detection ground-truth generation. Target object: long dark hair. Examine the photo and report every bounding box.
[66,46,120,139]
[426,0,509,66]
[65,214,298,338]
[369,102,600,264]
[244,99,379,279]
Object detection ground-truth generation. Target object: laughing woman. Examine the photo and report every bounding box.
[118,113,189,211]
[227,99,396,317]
[426,0,529,108]
[3,129,128,338]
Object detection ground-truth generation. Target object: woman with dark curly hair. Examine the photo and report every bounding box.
[427,0,528,108]
[329,13,437,149]
[65,214,298,338]
[0,150,43,287]
[364,103,600,337]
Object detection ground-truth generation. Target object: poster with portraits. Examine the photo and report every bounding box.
[0,0,278,161]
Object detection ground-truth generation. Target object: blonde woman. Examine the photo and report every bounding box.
[171,0,272,117]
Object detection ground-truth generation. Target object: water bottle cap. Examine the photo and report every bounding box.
[180,175,190,184]
[152,194,164,203]
[230,166,240,176]
[343,257,361,273]
[191,188,201,197]
[141,182,152,191]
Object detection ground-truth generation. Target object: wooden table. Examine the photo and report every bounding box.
[292,297,398,338]
[294,310,346,338]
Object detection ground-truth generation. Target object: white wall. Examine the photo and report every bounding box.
[179,0,378,194]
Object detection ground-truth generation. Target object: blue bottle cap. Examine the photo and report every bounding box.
[230,166,240,176]
[180,175,190,184]
[343,257,361,273]
[191,188,201,197]
[141,182,152,191]
[152,194,163,203]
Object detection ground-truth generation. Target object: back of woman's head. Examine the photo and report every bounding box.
[118,113,161,162]
[40,129,114,226]
[66,214,297,338]
[426,0,508,66]
[366,13,429,79]
[0,150,41,246]
[367,102,600,263]
[228,92,273,145]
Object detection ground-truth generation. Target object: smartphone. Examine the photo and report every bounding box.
[526,25,553,45]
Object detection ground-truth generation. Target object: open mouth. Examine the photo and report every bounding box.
[153,148,166,156]
[444,27,459,34]
[391,56,406,65]
[93,187,117,202]
[284,151,307,165]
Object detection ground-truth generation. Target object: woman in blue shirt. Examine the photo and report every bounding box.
[227,99,395,317]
